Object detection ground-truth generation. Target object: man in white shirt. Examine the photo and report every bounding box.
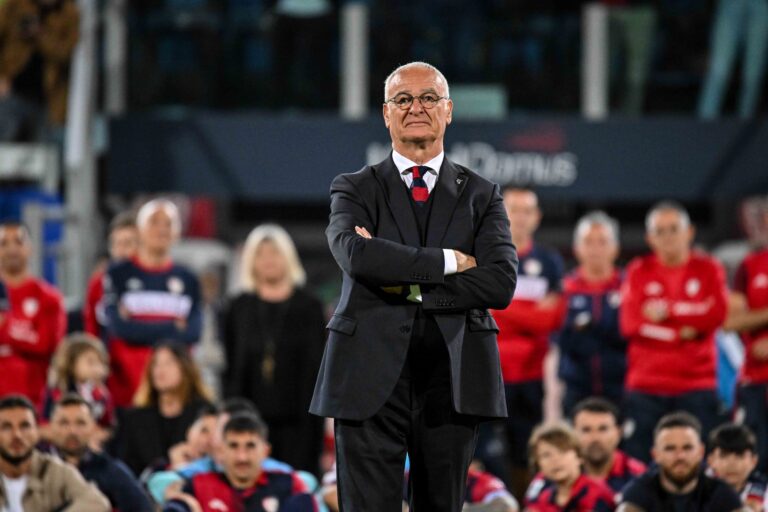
[310,61,517,511]
[0,395,109,511]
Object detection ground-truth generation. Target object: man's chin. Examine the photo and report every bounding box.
[586,454,610,467]
[59,446,87,459]
[663,466,699,489]
[0,447,34,466]
[400,134,436,145]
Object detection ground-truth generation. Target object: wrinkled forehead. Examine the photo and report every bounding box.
[387,68,447,98]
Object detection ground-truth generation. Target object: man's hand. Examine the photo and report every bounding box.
[355,226,372,239]
[751,337,768,361]
[175,317,188,332]
[745,497,763,512]
[679,326,698,340]
[454,250,477,273]
[167,492,202,512]
[642,298,669,323]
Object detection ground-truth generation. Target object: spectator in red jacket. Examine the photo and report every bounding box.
[492,187,564,497]
[726,222,768,472]
[0,221,66,403]
[83,212,138,340]
[524,422,615,511]
[527,397,645,503]
[571,397,646,493]
[620,201,728,463]
[163,413,316,512]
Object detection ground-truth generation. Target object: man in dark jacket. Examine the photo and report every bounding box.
[310,61,518,511]
[49,393,152,511]
[619,412,743,512]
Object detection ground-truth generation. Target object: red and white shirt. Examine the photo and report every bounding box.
[619,251,727,394]
[733,249,768,384]
[0,278,66,403]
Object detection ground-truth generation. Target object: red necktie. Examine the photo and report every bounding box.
[410,166,430,204]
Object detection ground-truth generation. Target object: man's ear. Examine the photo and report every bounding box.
[383,103,390,128]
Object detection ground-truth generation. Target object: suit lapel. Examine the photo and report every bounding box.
[426,158,468,247]
[373,155,421,247]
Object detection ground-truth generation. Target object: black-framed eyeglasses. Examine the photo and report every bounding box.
[385,93,449,110]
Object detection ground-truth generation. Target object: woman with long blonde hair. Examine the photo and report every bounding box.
[221,223,325,475]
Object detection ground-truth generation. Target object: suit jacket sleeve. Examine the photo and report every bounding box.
[422,183,517,312]
[326,173,446,286]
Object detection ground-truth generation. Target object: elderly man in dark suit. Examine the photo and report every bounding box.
[310,61,518,511]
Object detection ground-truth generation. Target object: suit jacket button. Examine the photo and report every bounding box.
[400,325,411,334]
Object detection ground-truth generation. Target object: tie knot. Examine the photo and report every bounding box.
[409,166,431,179]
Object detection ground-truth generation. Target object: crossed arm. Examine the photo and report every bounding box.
[327,174,517,312]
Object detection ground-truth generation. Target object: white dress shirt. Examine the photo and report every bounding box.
[391,149,458,275]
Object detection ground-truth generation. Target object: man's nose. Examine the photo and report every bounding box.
[408,98,425,114]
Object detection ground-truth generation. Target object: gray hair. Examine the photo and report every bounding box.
[573,211,619,246]
[645,200,691,232]
[384,61,450,101]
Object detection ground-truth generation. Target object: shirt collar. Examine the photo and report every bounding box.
[391,149,444,176]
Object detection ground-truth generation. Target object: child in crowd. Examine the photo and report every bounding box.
[708,423,768,511]
[524,422,615,512]
[39,332,114,447]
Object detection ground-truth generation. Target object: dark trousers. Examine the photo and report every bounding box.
[623,389,720,463]
[334,313,479,511]
[737,383,768,472]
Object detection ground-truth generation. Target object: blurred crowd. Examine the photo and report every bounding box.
[0,190,766,511]
[1,0,767,139]
[1,0,768,510]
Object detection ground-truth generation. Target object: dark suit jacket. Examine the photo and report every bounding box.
[310,154,518,421]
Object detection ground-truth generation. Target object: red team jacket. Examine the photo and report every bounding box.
[528,449,646,499]
[525,473,615,511]
[619,252,728,395]
[0,278,66,402]
[176,470,316,512]
[84,267,106,339]
[493,244,564,383]
[734,249,768,384]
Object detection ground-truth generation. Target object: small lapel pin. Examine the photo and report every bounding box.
[456,177,463,185]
